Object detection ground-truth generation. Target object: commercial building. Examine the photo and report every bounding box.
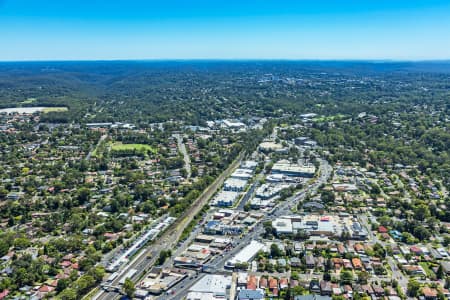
[188,275,231,299]
[226,240,265,269]
[255,183,291,200]
[211,191,240,207]
[266,174,286,183]
[186,291,215,300]
[204,220,243,236]
[241,160,258,170]
[258,141,285,153]
[222,119,246,129]
[271,160,316,178]
[140,268,188,294]
[272,217,294,235]
[249,197,276,209]
[271,214,368,239]
[231,169,254,180]
[223,178,248,192]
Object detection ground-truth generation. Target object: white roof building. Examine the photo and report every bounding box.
[272,217,294,234]
[211,191,240,207]
[226,240,265,268]
[241,160,258,170]
[223,178,248,192]
[231,168,253,180]
[189,275,231,298]
[271,161,316,178]
[186,291,215,300]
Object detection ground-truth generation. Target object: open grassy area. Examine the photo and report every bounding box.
[110,142,157,153]
[21,98,37,104]
[43,107,69,113]
[313,114,347,122]
[419,262,436,279]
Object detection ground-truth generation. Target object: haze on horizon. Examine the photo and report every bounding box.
[1,0,450,61]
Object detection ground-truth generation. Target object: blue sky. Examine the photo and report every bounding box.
[1,0,450,60]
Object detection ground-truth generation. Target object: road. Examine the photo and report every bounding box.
[86,134,107,160]
[358,213,409,293]
[92,151,245,300]
[157,157,332,300]
[237,180,258,210]
[174,133,191,179]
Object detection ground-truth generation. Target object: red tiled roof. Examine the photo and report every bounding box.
[0,290,9,300]
[38,285,55,293]
[269,278,278,289]
[422,287,438,297]
[60,260,71,267]
[410,246,422,254]
[247,275,257,290]
[49,279,59,287]
[259,277,268,288]
[352,257,363,269]
[378,226,388,233]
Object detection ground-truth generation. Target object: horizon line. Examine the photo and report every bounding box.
[1,58,450,63]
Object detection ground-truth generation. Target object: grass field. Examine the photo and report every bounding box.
[313,114,346,122]
[43,107,68,113]
[21,98,37,104]
[419,262,436,279]
[110,142,157,153]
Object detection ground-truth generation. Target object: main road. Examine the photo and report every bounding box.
[174,133,191,179]
[91,151,245,300]
[86,134,107,160]
[157,157,332,300]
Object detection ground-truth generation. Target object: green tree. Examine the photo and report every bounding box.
[340,270,354,284]
[436,265,444,280]
[58,288,77,300]
[292,285,307,296]
[123,278,136,298]
[270,243,283,258]
[13,237,31,250]
[56,278,70,292]
[74,274,96,295]
[414,204,430,221]
[407,279,421,297]
[321,190,335,204]
[76,187,91,205]
[0,188,8,200]
[0,240,10,257]
[357,271,370,284]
